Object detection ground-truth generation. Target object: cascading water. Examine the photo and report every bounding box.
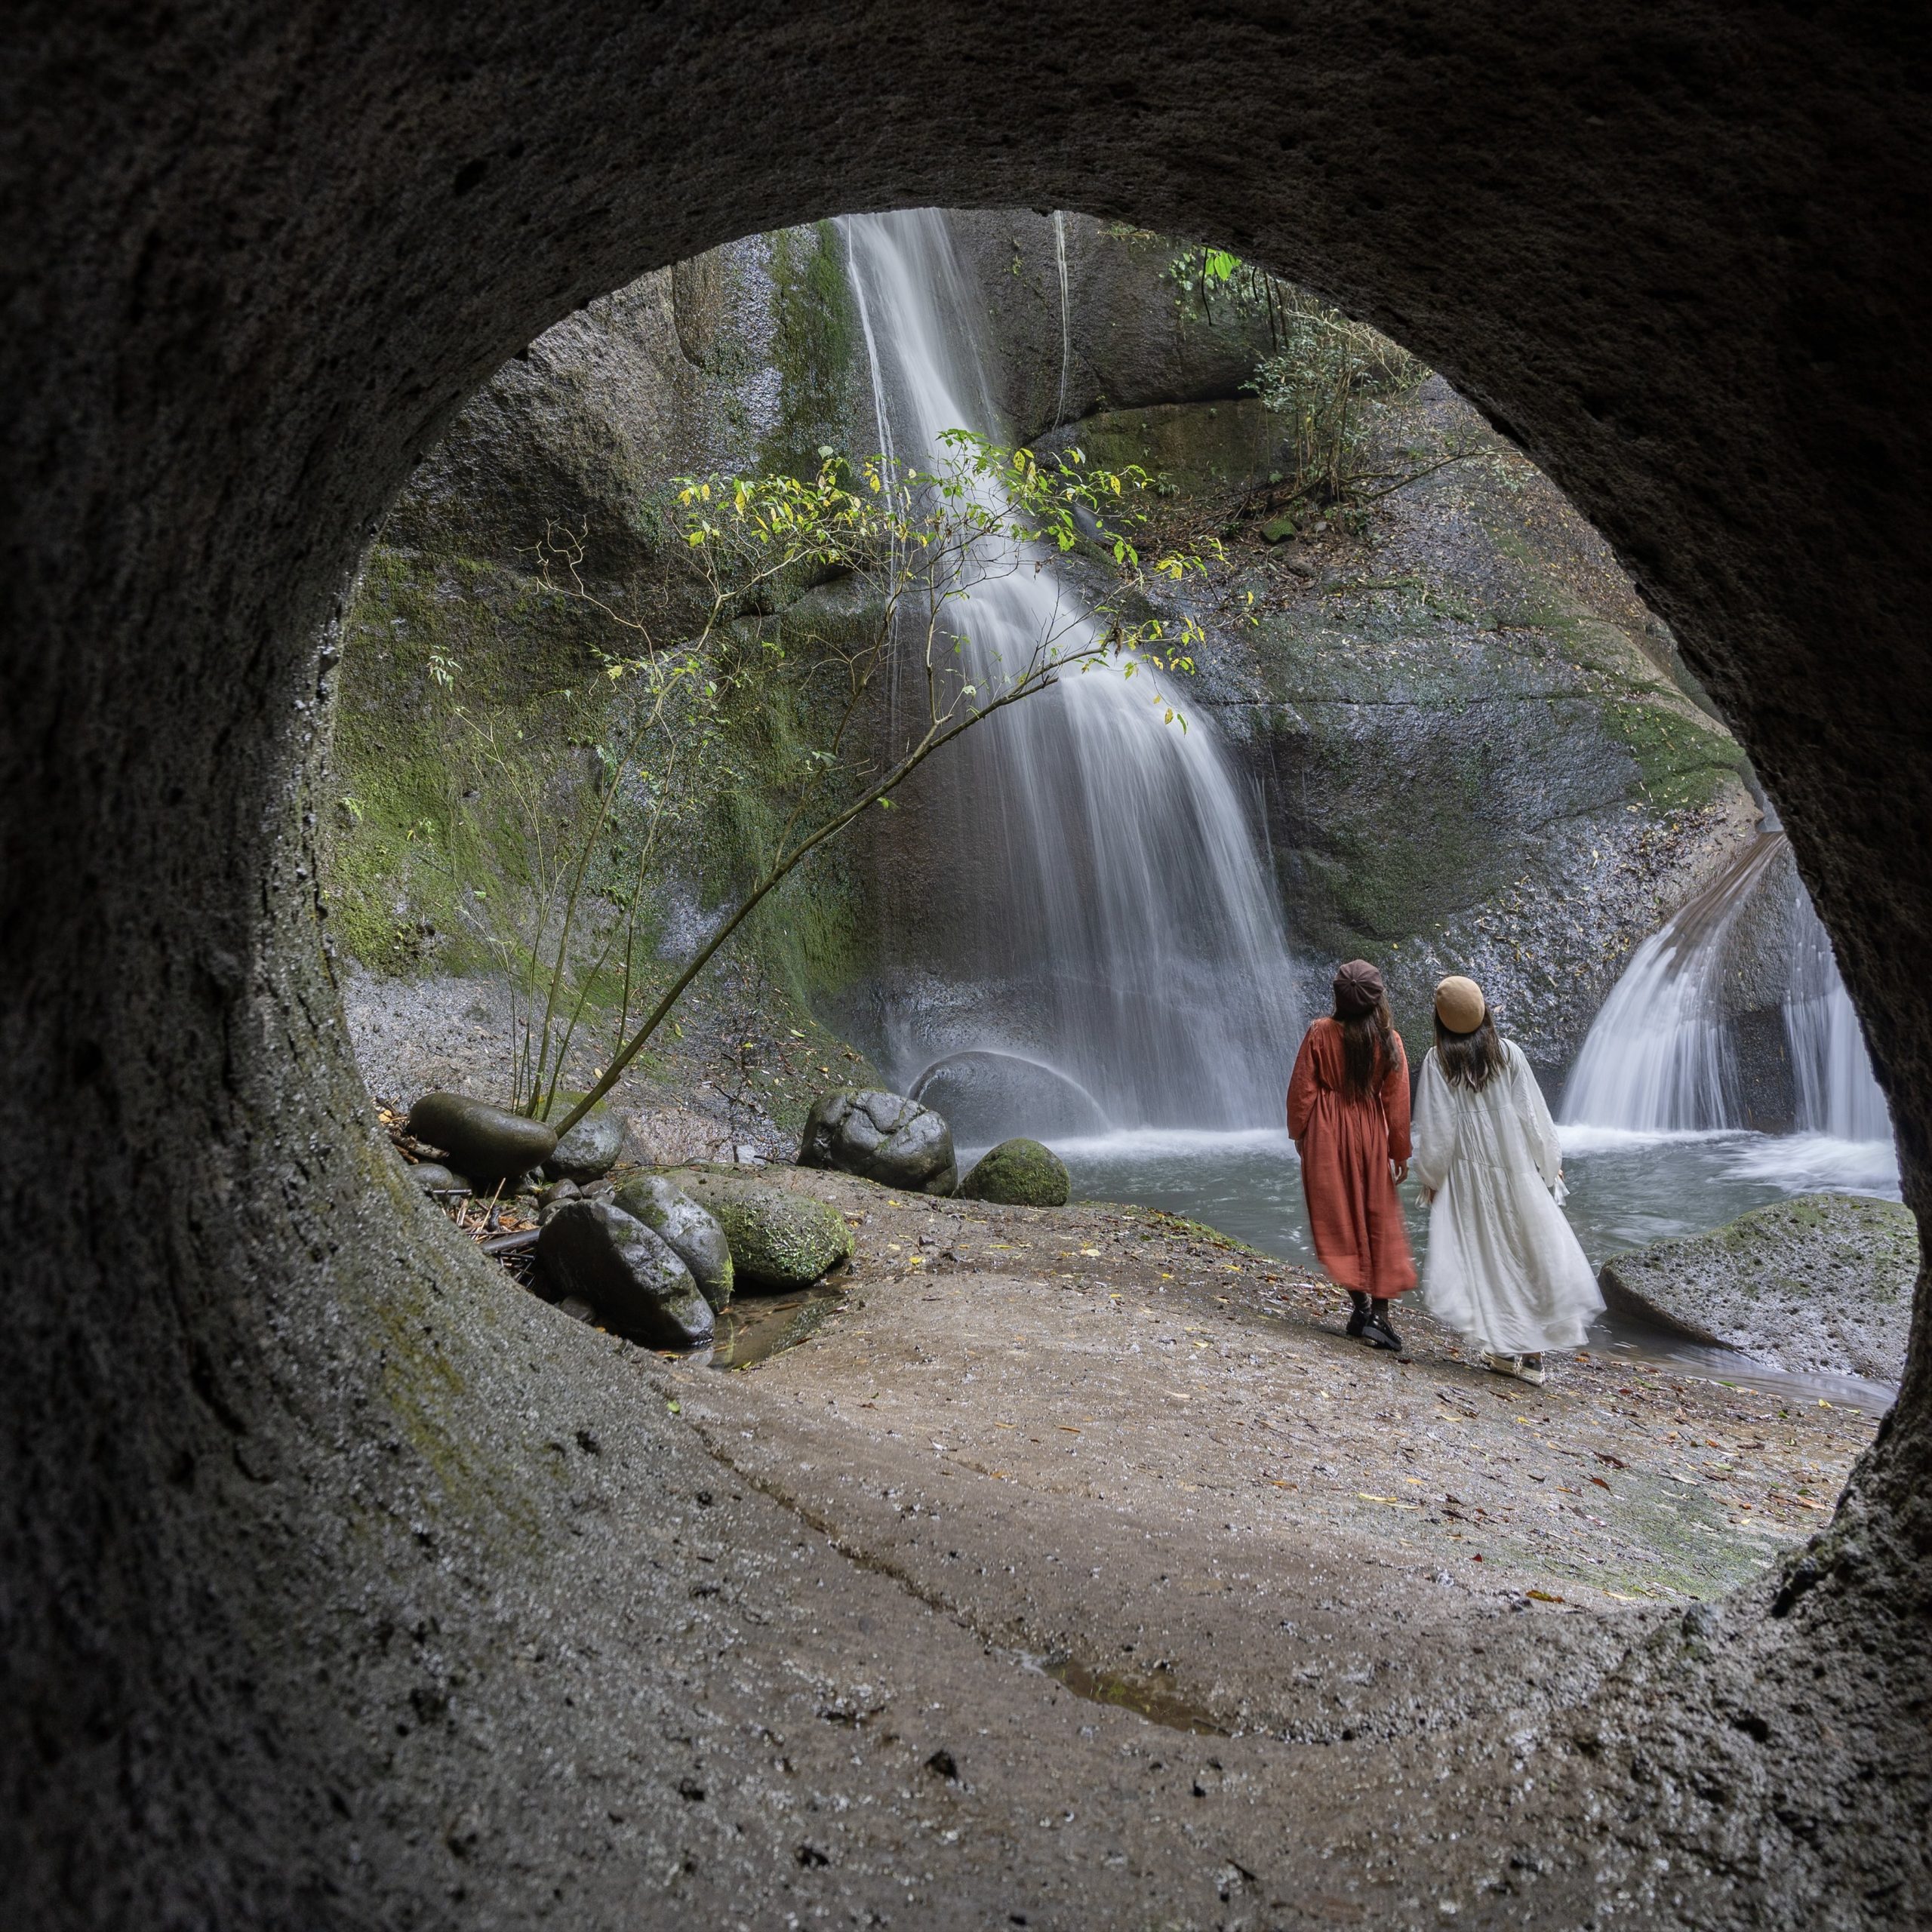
[840,209,1301,1139]
[1784,892,1890,1141]
[1561,830,1891,1145]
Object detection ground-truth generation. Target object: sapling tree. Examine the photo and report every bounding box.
[451,430,1218,1136]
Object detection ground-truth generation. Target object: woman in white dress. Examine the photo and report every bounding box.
[1411,975,1603,1385]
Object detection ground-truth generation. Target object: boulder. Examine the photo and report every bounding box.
[540,1091,625,1182]
[664,1169,854,1292]
[534,1200,714,1349]
[407,1091,557,1182]
[798,1088,957,1195]
[1598,1192,1918,1384]
[614,1174,736,1309]
[958,1138,1071,1208]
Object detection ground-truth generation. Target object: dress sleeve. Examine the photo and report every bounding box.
[1286,1026,1318,1147]
[1410,1051,1458,1193]
[1381,1030,1412,1163]
[1511,1041,1565,1195]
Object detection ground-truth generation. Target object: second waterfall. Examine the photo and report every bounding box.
[841,210,1301,1142]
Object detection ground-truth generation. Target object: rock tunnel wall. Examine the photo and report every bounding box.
[4,3,1930,1924]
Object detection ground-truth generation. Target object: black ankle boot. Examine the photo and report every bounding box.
[1364,1300,1402,1351]
[1346,1291,1371,1337]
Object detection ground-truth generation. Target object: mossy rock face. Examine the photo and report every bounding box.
[663,1169,854,1292]
[798,1088,957,1195]
[614,1174,734,1309]
[1598,1192,1918,1383]
[958,1139,1071,1208]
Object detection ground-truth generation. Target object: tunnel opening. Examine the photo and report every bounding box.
[7,9,1931,1927]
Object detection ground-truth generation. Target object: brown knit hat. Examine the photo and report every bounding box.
[1332,959,1386,1019]
[1435,974,1486,1034]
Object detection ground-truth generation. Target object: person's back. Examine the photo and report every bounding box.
[1287,959,1415,1351]
[1411,975,1602,1384]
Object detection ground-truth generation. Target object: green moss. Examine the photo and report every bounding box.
[762,220,860,476]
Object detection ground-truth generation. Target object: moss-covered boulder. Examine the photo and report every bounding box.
[958,1139,1071,1208]
[614,1174,734,1309]
[1598,1192,1917,1383]
[663,1169,854,1292]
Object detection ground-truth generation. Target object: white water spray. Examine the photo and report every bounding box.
[838,209,1301,1137]
[1051,211,1072,430]
[1561,831,1890,1143]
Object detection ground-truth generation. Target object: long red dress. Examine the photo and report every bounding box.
[1287,1017,1417,1298]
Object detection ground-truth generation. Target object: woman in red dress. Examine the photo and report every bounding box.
[1287,959,1416,1350]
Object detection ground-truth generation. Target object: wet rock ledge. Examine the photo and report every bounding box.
[1598,1191,1918,1384]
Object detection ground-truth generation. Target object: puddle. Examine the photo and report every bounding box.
[1027,1652,1230,1735]
[705,1284,847,1371]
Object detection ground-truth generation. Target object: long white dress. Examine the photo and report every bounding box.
[1411,1039,1604,1355]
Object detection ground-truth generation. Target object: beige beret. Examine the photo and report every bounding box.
[1435,975,1486,1034]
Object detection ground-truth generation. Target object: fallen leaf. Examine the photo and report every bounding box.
[1526,1589,1564,1604]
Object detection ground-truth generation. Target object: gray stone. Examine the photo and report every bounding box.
[798,1088,957,1195]
[1598,1192,1918,1383]
[664,1169,855,1292]
[958,1138,1072,1208]
[407,1091,558,1182]
[541,1094,625,1183]
[613,1174,736,1309]
[535,1200,714,1349]
[408,1162,469,1195]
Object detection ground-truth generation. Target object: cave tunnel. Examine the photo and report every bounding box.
[5,4,1930,1924]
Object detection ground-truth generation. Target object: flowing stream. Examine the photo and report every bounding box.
[841,209,1300,1140]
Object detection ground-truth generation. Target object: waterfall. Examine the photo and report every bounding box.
[1784,894,1890,1140]
[838,209,1301,1139]
[1560,838,1782,1132]
[1562,831,1891,1142]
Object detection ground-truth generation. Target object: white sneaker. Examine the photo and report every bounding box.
[1481,1351,1547,1386]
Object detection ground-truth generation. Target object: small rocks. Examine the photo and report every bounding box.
[666,1168,854,1291]
[614,1174,735,1309]
[408,1162,469,1195]
[408,1091,558,1182]
[958,1137,1071,1208]
[536,1200,714,1348]
[541,1093,624,1183]
[798,1088,957,1195]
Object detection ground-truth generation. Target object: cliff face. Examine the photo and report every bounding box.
[331,211,1755,1106]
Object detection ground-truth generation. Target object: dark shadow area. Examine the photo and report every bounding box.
[4,5,1928,1924]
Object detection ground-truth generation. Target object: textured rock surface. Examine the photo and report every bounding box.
[666,1168,856,1290]
[959,1137,1072,1208]
[406,1089,558,1180]
[1600,1193,1918,1383]
[535,1198,715,1347]
[540,1094,624,1183]
[613,1172,735,1309]
[798,1087,958,1195]
[7,8,1932,1930]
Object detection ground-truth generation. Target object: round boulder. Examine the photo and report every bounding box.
[407,1162,469,1195]
[798,1088,957,1195]
[667,1169,854,1292]
[407,1091,557,1183]
[535,1200,714,1349]
[614,1174,735,1310]
[958,1138,1071,1208]
[540,1092,625,1183]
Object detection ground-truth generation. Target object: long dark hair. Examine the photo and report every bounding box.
[1435,1011,1506,1091]
[1337,993,1396,1102]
